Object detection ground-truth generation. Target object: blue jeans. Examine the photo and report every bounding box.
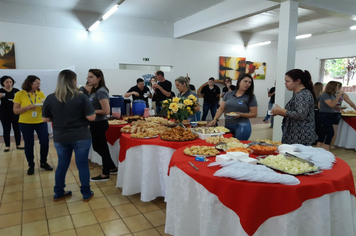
[202,102,217,121]
[54,139,92,196]
[19,122,49,167]
[225,121,252,141]
[263,102,274,127]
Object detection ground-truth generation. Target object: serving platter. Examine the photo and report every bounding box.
[160,136,197,142]
[131,135,158,139]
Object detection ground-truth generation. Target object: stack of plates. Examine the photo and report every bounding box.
[209,161,300,185]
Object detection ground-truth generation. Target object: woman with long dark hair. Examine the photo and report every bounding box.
[13,75,52,175]
[316,81,345,150]
[87,69,117,181]
[42,70,96,201]
[272,69,318,145]
[208,74,258,140]
[0,75,23,151]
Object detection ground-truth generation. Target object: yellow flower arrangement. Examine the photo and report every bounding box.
[161,95,199,123]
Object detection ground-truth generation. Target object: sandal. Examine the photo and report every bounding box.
[53,191,72,202]
[4,147,10,152]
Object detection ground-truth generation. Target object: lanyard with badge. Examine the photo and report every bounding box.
[28,92,37,117]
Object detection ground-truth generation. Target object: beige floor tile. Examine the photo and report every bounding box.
[133,228,161,236]
[46,204,69,219]
[93,207,120,223]
[127,193,141,202]
[144,210,166,227]
[71,211,98,228]
[23,188,43,200]
[95,180,115,187]
[23,174,41,183]
[76,224,104,236]
[65,183,81,192]
[133,201,160,214]
[43,195,66,207]
[88,196,111,210]
[23,197,45,210]
[3,183,22,193]
[100,219,130,236]
[7,166,24,173]
[41,178,55,188]
[151,197,166,210]
[4,177,23,185]
[23,181,42,191]
[67,201,91,214]
[0,201,22,215]
[1,191,23,203]
[48,215,74,234]
[0,167,8,174]
[106,194,131,206]
[64,190,83,203]
[114,203,141,218]
[22,219,49,236]
[6,171,23,179]
[50,229,78,236]
[0,212,22,228]
[155,225,171,236]
[122,214,153,233]
[99,186,122,196]
[90,188,104,198]
[23,208,46,224]
[39,172,55,180]
[0,225,22,236]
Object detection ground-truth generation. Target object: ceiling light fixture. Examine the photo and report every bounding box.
[87,0,125,32]
[245,41,271,47]
[350,25,356,30]
[296,34,312,39]
[102,4,119,20]
[88,21,101,32]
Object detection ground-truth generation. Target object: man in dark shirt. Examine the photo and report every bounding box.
[152,70,171,114]
[124,78,151,108]
[201,77,220,121]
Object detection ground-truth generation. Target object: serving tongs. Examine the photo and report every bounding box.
[284,152,323,175]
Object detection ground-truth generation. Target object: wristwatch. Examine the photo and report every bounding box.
[213,117,219,121]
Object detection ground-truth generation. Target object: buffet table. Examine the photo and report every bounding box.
[89,124,126,166]
[116,133,232,201]
[335,116,356,150]
[165,145,356,236]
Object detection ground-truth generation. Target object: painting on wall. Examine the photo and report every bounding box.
[246,61,267,80]
[0,42,16,69]
[219,56,246,80]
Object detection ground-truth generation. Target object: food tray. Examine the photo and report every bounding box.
[342,114,356,117]
[257,152,322,176]
[215,142,228,151]
[192,131,225,140]
[160,136,197,142]
[131,135,158,139]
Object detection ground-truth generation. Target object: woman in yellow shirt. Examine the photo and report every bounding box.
[13,75,53,175]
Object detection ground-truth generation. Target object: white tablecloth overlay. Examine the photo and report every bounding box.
[116,145,175,202]
[165,167,356,236]
[335,119,356,150]
[88,139,120,167]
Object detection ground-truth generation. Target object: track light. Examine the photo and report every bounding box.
[245,41,271,47]
[296,34,312,39]
[102,4,119,20]
[350,25,356,30]
[88,21,100,32]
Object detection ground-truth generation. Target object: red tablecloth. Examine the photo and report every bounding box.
[105,124,126,145]
[119,133,233,162]
[342,116,356,131]
[168,144,356,236]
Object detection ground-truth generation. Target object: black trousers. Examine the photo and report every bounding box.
[1,113,21,147]
[317,112,334,145]
[89,120,116,175]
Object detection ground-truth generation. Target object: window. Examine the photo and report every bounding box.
[320,57,356,92]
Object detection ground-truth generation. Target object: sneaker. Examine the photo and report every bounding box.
[27,167,34,175]
[83,191,94,202]
[90,174,110,182]
[40,163,53,171]
[53,191,72,202]
[269,126,273,128]
[110,168,118,174]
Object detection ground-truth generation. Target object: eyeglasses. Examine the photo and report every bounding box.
[32,83,41,85]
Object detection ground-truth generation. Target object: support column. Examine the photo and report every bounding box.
[273,0,299,141]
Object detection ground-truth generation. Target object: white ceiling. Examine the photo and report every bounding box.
[1,0,356,45]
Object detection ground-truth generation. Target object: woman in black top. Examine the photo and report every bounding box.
[0,76,23,152]
[221,77,236,98]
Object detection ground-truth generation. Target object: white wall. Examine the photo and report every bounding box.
[0,21,278,118]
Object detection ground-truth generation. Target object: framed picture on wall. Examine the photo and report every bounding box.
[219,56,246,80]
[0,42,16,69]
[246,61,266,80]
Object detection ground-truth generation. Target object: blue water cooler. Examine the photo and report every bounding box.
[109,95,125,116]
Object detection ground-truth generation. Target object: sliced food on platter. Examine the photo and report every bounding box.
[184,146,220,157]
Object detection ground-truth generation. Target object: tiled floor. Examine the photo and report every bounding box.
[0,118,355,235]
